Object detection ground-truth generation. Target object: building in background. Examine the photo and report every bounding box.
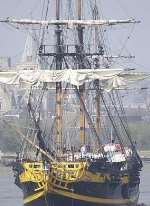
[16,31,40,70]
[0,56,11,70]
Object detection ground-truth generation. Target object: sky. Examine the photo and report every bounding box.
[0,0,149,71]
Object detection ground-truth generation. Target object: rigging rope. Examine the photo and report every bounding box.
[27,83,51,157]
[107,91,143,167]
[99,92,127,155]
[74,86,101,146]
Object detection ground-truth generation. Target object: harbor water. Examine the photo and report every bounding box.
[0,162,149,206]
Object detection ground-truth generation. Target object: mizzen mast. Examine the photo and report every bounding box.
[55,0,62,153]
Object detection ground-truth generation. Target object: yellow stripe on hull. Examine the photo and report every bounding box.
[49,187,139,205]
[23,190,46,204]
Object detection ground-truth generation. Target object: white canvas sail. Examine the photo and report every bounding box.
[0,69,148,91]
[0,18,139,28]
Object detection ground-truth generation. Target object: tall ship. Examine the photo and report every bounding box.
[0,1,148,206]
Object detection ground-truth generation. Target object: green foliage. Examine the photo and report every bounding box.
[0,121,21,152]
[128,122,150,150]
[0,118,150,152]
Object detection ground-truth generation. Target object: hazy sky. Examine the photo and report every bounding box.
[0,0,149,71]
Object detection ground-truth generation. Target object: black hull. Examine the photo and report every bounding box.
[24,193,138,206]
[22,181,139,206]
[13,158,142,206]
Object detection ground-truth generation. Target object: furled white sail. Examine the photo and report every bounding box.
[0,69,149,91]
[0,18,140,28]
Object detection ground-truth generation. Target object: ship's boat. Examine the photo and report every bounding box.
[0,1,148,206]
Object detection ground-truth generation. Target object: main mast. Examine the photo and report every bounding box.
[93,1,101,138]
[76,0,86,146]
[55,0,62,153]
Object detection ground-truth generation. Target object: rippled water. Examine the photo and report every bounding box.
[139,162,150,205]
[0,164,22,206]
[0,163,149,206]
